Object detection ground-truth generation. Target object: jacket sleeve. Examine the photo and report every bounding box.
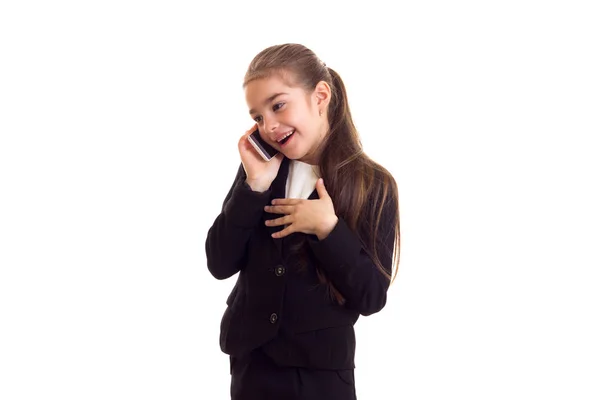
[205,163,272,280]
[307,193,397,316]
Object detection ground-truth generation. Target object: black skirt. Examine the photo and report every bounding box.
[229,347,357,400]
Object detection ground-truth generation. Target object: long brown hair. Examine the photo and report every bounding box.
[243,44,400,304]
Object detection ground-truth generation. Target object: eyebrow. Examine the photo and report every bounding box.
[248,92,288,115]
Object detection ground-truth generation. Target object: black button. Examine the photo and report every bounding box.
[274,265,286,276]
[270,313,278,324]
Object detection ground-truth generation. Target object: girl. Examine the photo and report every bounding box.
[205,43,400,400]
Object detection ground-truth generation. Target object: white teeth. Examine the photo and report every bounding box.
[278,130,294,142]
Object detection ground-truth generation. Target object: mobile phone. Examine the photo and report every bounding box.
[247,129,279,161]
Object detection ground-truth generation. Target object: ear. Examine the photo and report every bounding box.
[313,80,331,109]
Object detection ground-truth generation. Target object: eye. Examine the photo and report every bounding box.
[253,102,285,123]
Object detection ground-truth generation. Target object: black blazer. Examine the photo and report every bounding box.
[205,157,396,369]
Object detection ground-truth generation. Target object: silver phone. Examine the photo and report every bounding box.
[247,129,279,161]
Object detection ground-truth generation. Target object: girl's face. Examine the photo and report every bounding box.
[245,73,330,165]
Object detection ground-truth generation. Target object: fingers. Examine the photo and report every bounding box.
[238,136,262,162]
[272,225,294,239]
[315,178,330,199]
[271,198,303,205]
[265,215,292,227]
[238,124,265,162]
[264,205,294,214]
[239,124,259,145]
[245,123,258,135]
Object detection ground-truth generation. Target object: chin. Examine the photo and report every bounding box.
[281,146,302,159]
[286,151,307,161]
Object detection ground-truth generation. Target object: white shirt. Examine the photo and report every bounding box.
[285,160,320,199]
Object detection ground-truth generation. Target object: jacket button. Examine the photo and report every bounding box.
[270,313,278,324]
[274,265,286,276]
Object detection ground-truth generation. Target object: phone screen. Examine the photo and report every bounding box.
[248,129,279,161]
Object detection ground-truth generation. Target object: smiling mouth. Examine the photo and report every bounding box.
[278,130,295,145]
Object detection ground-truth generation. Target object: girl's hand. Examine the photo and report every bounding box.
[264,178,339,240]
[238,124,284,192]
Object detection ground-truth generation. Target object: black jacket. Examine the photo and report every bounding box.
[205,157,396,369]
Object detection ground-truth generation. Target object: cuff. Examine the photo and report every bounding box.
[223,181,271,228]
[307,217,362,269]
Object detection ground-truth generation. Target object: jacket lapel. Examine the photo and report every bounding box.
[263,158,320,257]
[264,157,289,256]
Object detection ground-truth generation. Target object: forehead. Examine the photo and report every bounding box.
[245,74,300,107]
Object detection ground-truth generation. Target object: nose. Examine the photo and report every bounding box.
[263,114,279,134]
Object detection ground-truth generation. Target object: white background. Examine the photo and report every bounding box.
[1,1,599,399]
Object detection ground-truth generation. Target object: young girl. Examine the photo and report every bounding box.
[205,43,400,400]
